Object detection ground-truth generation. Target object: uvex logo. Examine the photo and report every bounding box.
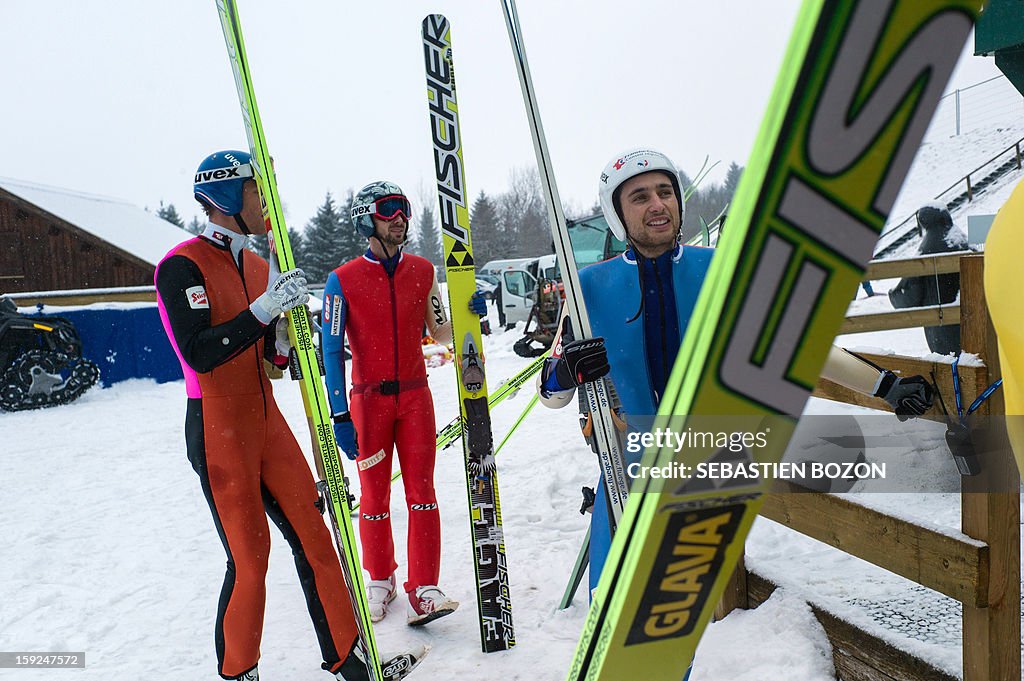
[351,204,373,217]
[195,167,242,183]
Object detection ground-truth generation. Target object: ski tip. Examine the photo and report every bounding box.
[382,643,430,680]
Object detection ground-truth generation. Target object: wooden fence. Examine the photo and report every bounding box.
[717,253,1021,681]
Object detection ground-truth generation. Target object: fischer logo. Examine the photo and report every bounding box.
[626,505,742,645]
[185,286,209,309]
[423,15,469,247]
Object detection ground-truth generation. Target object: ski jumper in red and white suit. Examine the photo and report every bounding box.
[155,227,358,680]
[323,250,450,594]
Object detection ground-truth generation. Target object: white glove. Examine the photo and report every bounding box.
[274,316,292,356]
[250,258,309,325]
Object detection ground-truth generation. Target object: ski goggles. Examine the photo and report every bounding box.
[353,195,411,222]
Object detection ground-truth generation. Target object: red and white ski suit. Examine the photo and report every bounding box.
[323,251,451,593]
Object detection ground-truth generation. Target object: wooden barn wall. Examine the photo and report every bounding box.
[0,195,155,294]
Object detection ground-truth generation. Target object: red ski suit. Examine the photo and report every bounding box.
[323,251,448,593]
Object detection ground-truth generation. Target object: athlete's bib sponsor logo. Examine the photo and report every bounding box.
[185,286,209,309]
[626,505,742,645]
[431,294,444,326]
[330,295,342,336]
[358,449,386,471]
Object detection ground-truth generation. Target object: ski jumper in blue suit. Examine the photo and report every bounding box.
[543,244,714,594]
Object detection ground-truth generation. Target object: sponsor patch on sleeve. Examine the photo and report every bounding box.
[330,295,343,336]
[186,285,209,309]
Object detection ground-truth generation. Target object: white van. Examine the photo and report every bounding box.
[494,268,536,327]
[479,257,536,278]
[526,254,558,282]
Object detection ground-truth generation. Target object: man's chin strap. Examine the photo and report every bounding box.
[371,234,393,261]
[234,214,253,235]
[624,232,681,324]
[370,225,409,262]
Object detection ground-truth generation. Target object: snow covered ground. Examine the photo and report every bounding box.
[1,314,838,680]
[6,59,1024,681]
[876,104,1024,257]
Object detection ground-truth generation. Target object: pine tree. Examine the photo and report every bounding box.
[470,190,505,267]
[678,162,742,242]
[247,233,270,258]
[335,190,368,264]
[412,201,443,268]
[156,201,185,228]
[287,227,306,266]
[497,168,547,258]
[185,215,204,236]
[301,193,346,284]
[724,162,743,196]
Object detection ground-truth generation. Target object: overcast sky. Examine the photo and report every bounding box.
[0,2,1003,235]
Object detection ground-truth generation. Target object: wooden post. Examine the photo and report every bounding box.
[714,553,748,620]
[959,255,1021,681]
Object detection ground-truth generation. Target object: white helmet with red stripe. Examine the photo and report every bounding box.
[598,148,685,241]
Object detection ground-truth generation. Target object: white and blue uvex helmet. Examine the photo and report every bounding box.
[194,150,254,216]
[598,148,685,242]
[351,180,411,238]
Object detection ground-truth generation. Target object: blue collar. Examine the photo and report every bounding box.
[623,244,683,265]
[364,247,403,276]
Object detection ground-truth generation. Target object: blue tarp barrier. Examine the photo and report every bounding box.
[30,304,181,386]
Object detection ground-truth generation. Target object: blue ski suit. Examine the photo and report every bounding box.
[543,244,714,594]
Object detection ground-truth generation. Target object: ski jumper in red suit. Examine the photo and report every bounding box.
[322,250,449,594]
[155,226,358,679]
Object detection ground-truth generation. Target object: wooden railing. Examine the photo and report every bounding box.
[876,137,1024,257]
[718,254,1020,681]
[7,285,157,307]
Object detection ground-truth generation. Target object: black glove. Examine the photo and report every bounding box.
[874,371,933,421]
[555,337,610,388]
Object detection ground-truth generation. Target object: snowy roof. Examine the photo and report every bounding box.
[0,177,191,267]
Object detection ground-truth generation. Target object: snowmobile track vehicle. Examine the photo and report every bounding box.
[0,296,100,412]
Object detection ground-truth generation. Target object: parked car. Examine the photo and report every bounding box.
[475,274,499,300]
